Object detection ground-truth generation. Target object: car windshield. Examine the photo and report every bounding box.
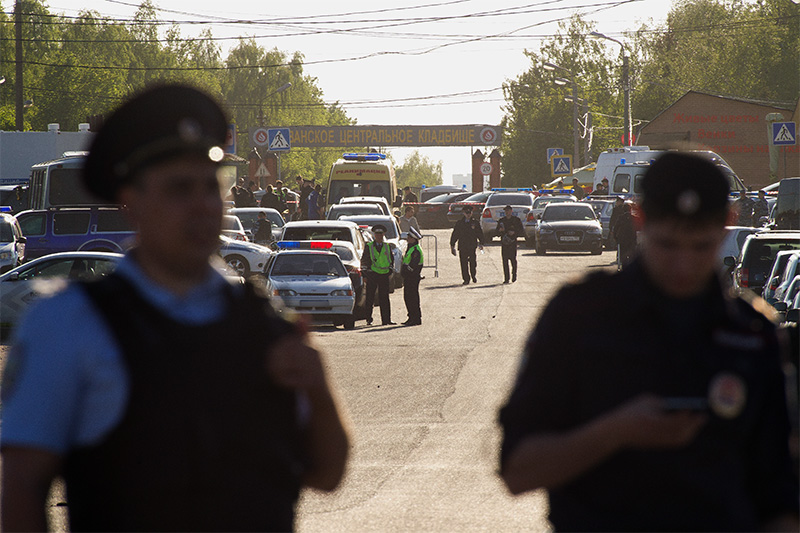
[462,192,490,202]
[283,226,354,243]
[221,216,243,231]
[542,205,596,222]
[328,205,383,219]
[340,218,398,239]
[234,211,284,230]
[426,193,457,203]
[272,254,346,276]
[0,222,13,242]
[487,194,532,207]
[331,245,355,261]
[534,196,573,209]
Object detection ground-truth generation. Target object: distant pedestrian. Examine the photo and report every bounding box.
[733,190,754,226]
[253,210,272,245]
[751,189,769,226]
[296,176,312,220]
[450,205,484,285]
[571,178,585,200]
[402,186,418,203]
[402,227,424,326]
[260,184,282,211]
[308,184,322,220]
[612,202,637,268]
[398,205,420,234]
[496,205,524,283]
[361,224,394,326]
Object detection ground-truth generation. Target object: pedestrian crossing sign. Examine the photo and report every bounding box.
[268,128,291,152]
[551,155,572,177]
[771,122,796,146]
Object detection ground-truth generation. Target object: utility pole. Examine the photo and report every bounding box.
[622,51,632,146]
[15,0,23,131]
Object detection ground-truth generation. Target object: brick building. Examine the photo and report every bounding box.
[637,91,799,188]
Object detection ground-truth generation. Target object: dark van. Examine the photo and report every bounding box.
[15,206,137,260]
[774,177,799,230]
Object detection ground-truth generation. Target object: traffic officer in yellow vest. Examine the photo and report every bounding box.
[401,227,424,326]
[361,224,395,326]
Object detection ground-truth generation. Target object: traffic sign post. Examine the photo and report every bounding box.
[772,122,796,146]
[551,155,572,178]
[547,147,563,163]
[480,162,493,175]
[267,128,291,152]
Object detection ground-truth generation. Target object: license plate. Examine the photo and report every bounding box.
[559,236,580,242]
[299,300,327,307]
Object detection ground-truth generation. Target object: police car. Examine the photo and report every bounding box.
[0,251,122,329]
[480,189,537,242]
[218,235,273,277]
[265,247,357,329]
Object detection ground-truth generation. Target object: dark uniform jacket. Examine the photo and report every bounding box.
[496,215,524,246]
[450,217,484,251]
[500,259,799,532]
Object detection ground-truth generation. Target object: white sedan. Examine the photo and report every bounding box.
[265,250,356,329]
[218,235,273,277]
[0,251,123,329]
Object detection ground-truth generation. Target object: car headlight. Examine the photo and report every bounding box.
[587,227,602,234]
[538,226,554,234]
[330,289,353,296]
[0,252,11,260]
[274,289,297,297]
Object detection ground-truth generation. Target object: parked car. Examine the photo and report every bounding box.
[265,249,356,329]
[326,203,384,220]
[409,192,472,229]
[338,214,406,290]
[719,226,762,274]
[769,250,800,303]
[280,220,366,259]
[773,274,800,321]
[228,207,285,242]
[446,191,492,225]
[479,190,537,242]
[534,202,603,255]
[0,213,26,273]
[218,235,273,277]
[15,206,137,260]
[221,214,248,241]
[731,231,800,296]
[582,198,617,249]
[337,195,392,215]
[0,251,122,329]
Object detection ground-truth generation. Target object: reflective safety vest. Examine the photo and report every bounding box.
[403,243,424,266]
[368,241,393,274]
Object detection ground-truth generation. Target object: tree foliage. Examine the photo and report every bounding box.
[501,0,800,186]
[395,150,443,189]
[0,0,352,180]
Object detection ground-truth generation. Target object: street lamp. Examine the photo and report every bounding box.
[590,31,632,146]
[565,95,592,166]
[543,61,581,166]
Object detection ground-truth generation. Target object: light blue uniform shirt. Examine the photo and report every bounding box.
[0,255,233,454]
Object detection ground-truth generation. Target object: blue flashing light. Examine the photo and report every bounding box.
[491,187,533,192]
[277,241,333,250]
[277,241,302,249]
[0,206,11,212]
[342,153,386,161]
[620,158,626,165]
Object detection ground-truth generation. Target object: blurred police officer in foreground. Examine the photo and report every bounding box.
[361,224,395,325]
[450,205,484,285]
[499,152,799,531]
[0,84,350,532]
[401,227,424,326]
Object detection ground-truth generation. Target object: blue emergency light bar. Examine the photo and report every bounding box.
[277,241,333,250]
[538,188,573,195]
[0,206,11,212]
[491,188,533,192]
[343,153,386,161]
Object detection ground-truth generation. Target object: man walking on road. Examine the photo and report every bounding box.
[0,84,350,532]
[450,205,484,285]
[401,227,424,326]
[361,224,395,325]
[496,205,524,283]
[499,152,799,532]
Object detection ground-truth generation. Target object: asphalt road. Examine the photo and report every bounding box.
[0,229,617,532]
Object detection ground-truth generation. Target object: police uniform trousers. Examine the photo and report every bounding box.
[402,272,421,323]
[501,242,518,282]
[365,271,391,323]
[459,247,477,282]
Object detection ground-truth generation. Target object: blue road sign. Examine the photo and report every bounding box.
[772,122,796,146]
[268,128,291,152]
[551,155,572,177]
[547,147,563,163]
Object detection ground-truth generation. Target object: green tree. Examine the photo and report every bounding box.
[395,150,443,188]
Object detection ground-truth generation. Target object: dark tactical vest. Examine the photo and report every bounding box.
[64,274,305,532]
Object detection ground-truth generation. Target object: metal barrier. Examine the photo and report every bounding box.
[421,234,439,277]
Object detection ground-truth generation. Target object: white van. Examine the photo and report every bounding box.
[326,153,396,209]
[593,147,747,195]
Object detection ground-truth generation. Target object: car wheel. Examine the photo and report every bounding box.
[591,246,602,255]
[225,254,250,277]
[343,316,356,329]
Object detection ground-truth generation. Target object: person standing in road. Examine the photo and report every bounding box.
[259,184,282,212]
[361,224,394,326]
[612,202,637,269]
[296,175,312,220]
[0,84,350,533]
[253,210,273,245]
[398,205,420,234]
[498,152,799,532]
[751,189,769,227]
[450,205,484,285]
[496,205,524,283]
[402,186,418,204]
[571,178,585,200]
[401,227,424,326]
[733,190,754,226]
[307,184,322,220]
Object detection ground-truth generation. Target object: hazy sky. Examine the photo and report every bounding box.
[60,0,677,182]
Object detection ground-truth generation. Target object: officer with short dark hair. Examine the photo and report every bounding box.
[496,204,524,283]
[361,224,395,325]
[0,84,350,532]
[499,152,799,531]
